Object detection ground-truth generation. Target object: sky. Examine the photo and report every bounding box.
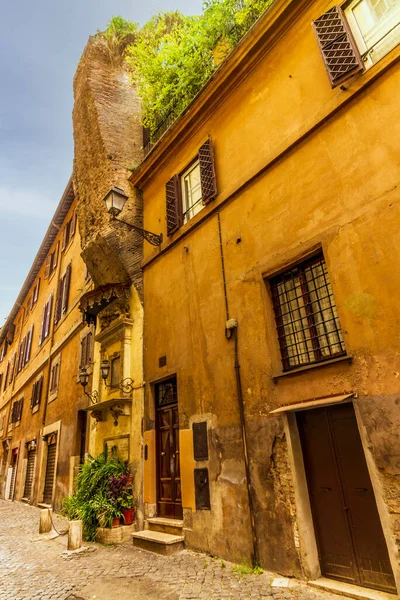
[0,0,203,324]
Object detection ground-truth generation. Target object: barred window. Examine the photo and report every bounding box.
[270,254,346,371]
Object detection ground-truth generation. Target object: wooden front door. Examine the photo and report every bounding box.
[297,403,396,594]
[155,378,182,519]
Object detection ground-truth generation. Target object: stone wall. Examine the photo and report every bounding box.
[72,34,143,294]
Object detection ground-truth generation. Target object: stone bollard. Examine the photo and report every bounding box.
[39,509,52,534]
[68,519,83,551]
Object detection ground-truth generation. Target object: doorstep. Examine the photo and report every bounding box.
[308,578,399,600]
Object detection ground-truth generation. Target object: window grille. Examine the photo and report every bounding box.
[270,254,345,371]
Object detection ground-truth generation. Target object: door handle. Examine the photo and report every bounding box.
[161,452,165,456]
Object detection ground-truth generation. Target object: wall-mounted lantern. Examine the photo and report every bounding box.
[103,187,163,247]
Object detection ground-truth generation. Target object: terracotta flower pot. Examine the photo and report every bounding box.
[111,517,120,528]
[122,508,134,525]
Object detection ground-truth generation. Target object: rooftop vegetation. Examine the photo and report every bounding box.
[105,0,274,140]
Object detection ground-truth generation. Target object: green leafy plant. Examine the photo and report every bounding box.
[105,0,274,135]
[62,452,130,540]
[232,563,264,576]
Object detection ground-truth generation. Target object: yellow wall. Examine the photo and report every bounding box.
[0,197,92,509]
[138,0,400,573]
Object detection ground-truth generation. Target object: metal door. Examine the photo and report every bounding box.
[43,435,57,505]
[156,378,182,519]
[297,403,396,594]
[23,449,36,500]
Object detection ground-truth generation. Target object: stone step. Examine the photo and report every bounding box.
[145,517,184,536]
[132,530,185,556]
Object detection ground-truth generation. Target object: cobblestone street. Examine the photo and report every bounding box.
[0,500,345,600]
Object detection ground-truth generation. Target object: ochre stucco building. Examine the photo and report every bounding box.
[0,0,399,597]
[0,180,93,511]
[128,0,400,594]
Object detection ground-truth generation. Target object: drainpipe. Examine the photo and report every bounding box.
[217,212,259,567]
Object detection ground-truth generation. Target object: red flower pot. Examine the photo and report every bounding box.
[122,508,134,525]
[111,517,120,528]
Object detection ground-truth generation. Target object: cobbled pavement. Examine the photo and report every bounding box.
[0,500,346,600]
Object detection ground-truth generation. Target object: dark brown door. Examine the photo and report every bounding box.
[43,434,57,505]
[156,378,182,519]
[297,403,396,594]
[23,449,36,500]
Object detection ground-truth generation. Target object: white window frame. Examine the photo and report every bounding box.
[181,160,203,224]
[344,0,400,68]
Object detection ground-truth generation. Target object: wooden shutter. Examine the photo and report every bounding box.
[53,242,60,271]
[39,302,46,344]
[166,175,182,236]
[4,362,9,391]
[25,325,34,365]
[33,279,40,304]
[80,335,87,368]
[61,263,72,314]
[61,224,67,251]
[44,294,53,339]
[44,255,51,280]
[9,354,16,386]
[17,398,23,421]
[312,6,364,88]
[199,138,217,204]
[54,279,63,324]
[70,211,77,237]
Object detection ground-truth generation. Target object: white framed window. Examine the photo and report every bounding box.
[345,0,400,67]
[181,161,203,224]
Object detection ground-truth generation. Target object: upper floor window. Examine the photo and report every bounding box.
[80,331,93,369]
[16,325,34,374]
[31,279,40,308]
[181,161,202,223]
[44,242,59,280]
[49,355,61,399]
[31,375,44,411]
[62,211,77,251]
[54,263,72,325]
[10,398,23,424]
[313,3,400,88]
[39,294,53,345]
[345,0,400,66]
[166,138,217,236]
[269,254,346,371]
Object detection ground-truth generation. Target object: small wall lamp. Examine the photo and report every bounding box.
[103,187,163,247]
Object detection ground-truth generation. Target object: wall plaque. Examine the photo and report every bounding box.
[194,468,211,510]
[193,421,208,461]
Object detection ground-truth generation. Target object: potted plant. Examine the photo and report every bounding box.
[120,493,134,525]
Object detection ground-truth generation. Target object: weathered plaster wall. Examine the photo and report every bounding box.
[140,0,400,579]
[0,199,91,510]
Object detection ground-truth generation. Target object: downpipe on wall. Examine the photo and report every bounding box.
[217,212,259,567]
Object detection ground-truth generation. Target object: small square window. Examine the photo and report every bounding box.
[345,0,400,67]
[269,254,346,371]
[181,161,203,224]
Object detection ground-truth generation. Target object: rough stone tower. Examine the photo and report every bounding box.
[72,33,145,524]
[73,34,143,291]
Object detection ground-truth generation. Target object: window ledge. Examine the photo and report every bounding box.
[272,355,353,383]
[31,404,40,414]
